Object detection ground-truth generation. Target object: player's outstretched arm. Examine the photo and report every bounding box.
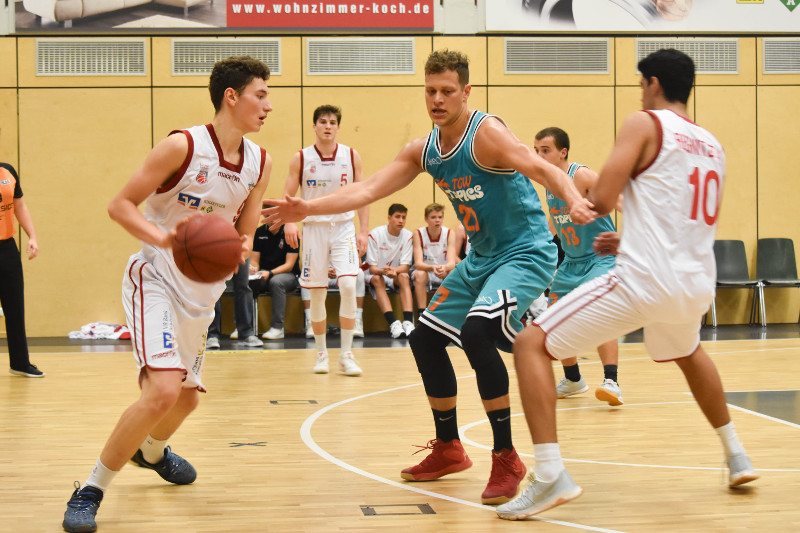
[473,117,597,225]
[108,132,189,249]
[263,139,425,228]
[591,111,658,216]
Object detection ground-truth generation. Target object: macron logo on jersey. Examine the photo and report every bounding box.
[217,170,241,183]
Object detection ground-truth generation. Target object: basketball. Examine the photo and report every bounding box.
[656,0,692,22]
[172,215,242,283]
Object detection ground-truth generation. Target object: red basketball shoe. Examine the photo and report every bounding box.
[400,439,473,481]
[481,448,527,504]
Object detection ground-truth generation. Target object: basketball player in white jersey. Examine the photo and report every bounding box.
[62,56,272,533]
[497,48,757,521]
[412,202,457,319]
[282,105,369,376]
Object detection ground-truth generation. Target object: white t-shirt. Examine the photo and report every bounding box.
[366,225,413,268]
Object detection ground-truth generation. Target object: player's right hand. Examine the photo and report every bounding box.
[284,222,299,249]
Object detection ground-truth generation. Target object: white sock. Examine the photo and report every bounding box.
[83,458,117,492]
[341,329,354,355]
[314,333,327,353]
[533,443,565,483]
[356,308,363,320]
[715,421,745,457]
[304,309,311,323]
[140,434,168,464]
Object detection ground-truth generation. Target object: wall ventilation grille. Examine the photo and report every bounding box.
[505,38,610,74]
[307,38,415,75]
[36,39,147,76]
[172,39,281,76]
[763,38,800,74]
[636,38,739,74]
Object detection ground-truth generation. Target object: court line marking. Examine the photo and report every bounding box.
[300,380,624,533]
[460,403,800,473]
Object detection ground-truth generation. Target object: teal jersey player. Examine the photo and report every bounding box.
[546,162,617,304]
[548,163,617,261]
[421,110,557,348]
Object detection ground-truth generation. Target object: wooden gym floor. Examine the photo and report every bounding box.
[1,325,799,532]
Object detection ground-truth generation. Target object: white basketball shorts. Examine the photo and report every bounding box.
[301,221,360,288]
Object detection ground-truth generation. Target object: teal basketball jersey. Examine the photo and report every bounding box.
[422,111,553,257]
[546,162,616,261]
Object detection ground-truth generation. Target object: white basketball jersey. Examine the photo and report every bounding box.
[300,143,355,224]
[367,225,413,268]
[140,124,265,305]
[417,226,450,266]
[615,109,725,304]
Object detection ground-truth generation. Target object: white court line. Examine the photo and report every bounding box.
[300,380,624,533]
[460,403,800,473]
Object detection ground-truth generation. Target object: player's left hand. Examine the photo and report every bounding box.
[568,197,598,225]
[26,237,39,260]
[262,195,309,230]
[593,231,620,256]
[356,232,368,257]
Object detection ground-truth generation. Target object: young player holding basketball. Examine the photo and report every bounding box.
[62,56,272,533]
[282,105,369,376]
[497,48,758,521]
[533,127,623,405]
[264,49,595,504]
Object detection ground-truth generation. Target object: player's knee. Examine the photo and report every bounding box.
[397,272,410,286]
[370,275,385,288]
[338,276,357,319]
[513,325,546,365]
[408,324,456,397]
[461,315,503,367]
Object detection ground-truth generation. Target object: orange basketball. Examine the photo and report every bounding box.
[172,215,242,283]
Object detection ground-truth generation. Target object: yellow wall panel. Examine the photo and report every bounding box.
[0,89,18,167]
[151,36,302,87]
[757,86,800,323]
[488,36,616,87]
[301,36,429,87]
[18,88,152,336]
[0,38,17,87]
[17,37,152,88]
[695,86,757,324]
[432,36,487,87]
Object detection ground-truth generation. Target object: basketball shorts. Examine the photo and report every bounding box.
[123,255,220,391]
[537,271,707,362]
[301,221,360,288]
[419,241,557,350]
[548,254,615,306]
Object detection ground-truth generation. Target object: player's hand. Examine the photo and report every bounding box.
[568,197,598,225]
[284,222,299,249]
[239,234,252,263]
[164,213,201,249]
[328,267,337,279]
[262,195,309,230]
[26,237,39,260]
[593,231,621,256]
[356,232,368,257]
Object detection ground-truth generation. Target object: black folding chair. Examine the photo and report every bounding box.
[711,240,764,327]
[756,238,800,323]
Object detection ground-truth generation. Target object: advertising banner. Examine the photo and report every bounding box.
[13,0,433,31]
[228,0,434,28]
[487,0,799,33]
